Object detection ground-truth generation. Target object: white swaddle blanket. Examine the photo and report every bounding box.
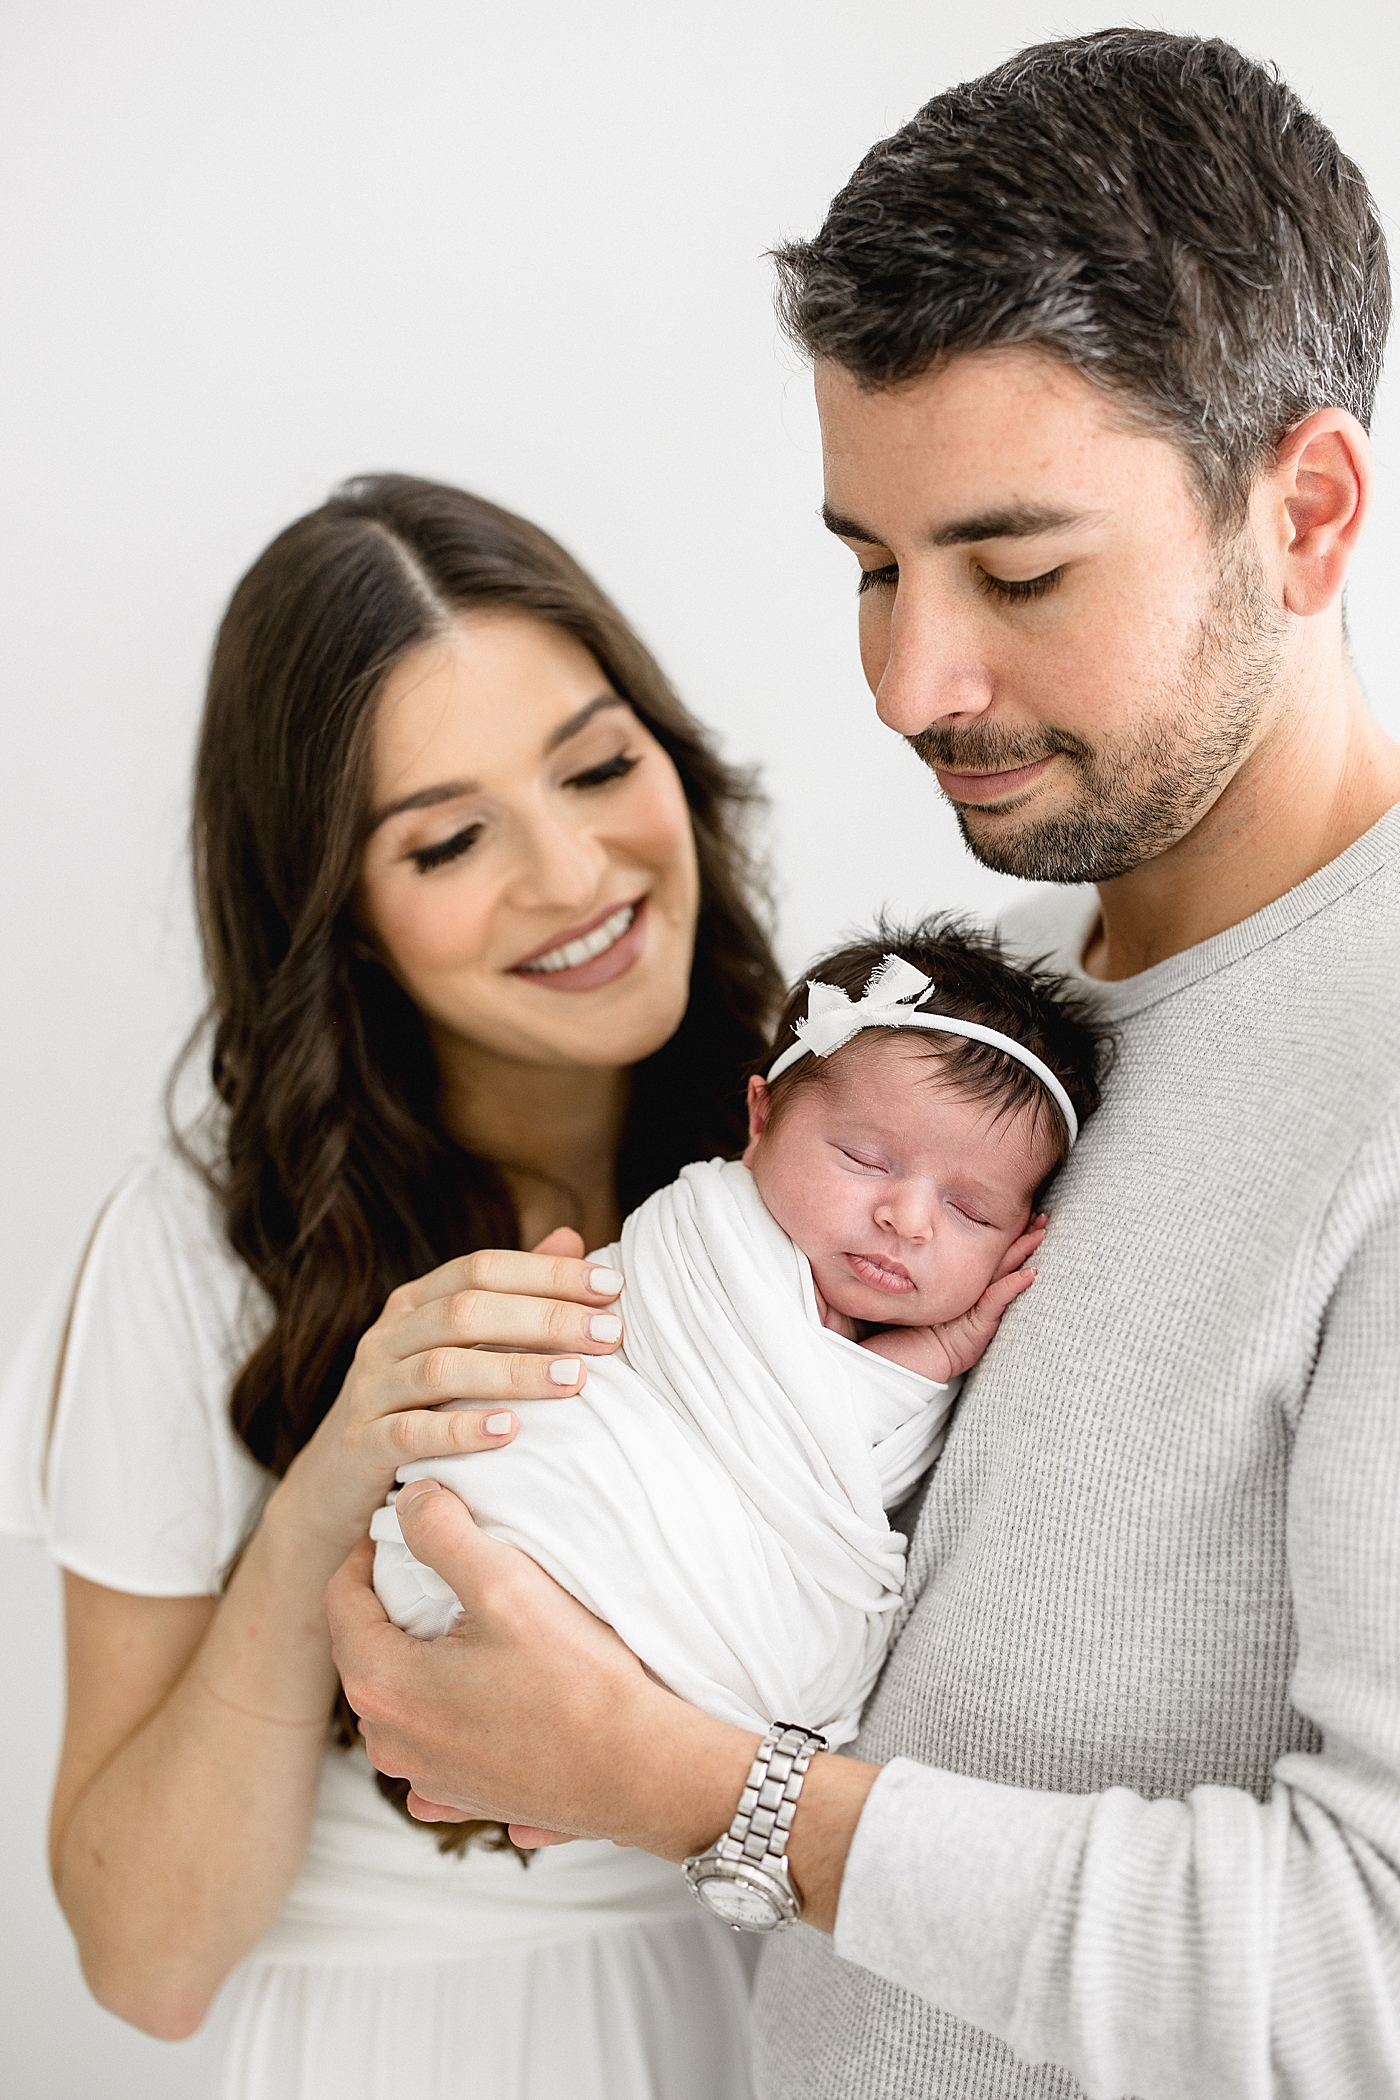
[370,1158,956,1747]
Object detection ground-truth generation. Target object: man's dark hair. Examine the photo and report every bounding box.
[759,915,1112,1171]
[772,30,1389,519]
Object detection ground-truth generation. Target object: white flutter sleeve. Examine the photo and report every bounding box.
[0,1147,271,1594]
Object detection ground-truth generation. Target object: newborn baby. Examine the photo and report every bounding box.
[372,922,1105,1748]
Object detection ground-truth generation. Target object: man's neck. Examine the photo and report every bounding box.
[1083,655,1400,981]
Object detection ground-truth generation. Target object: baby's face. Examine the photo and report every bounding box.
[745,1036,1058,1329]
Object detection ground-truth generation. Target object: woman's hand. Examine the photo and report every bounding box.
[278,1228,626,1560]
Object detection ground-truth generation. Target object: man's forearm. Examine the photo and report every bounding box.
[586,1695,883,1935]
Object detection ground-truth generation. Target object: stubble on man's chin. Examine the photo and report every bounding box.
[906,540,1287,886]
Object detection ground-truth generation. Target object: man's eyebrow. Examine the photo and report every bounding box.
[929,505,1090,547]
[367,694,630,833]
[820,501,1093,549]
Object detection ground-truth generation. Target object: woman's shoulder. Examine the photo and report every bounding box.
[93,1132,245,1292]
[2,1131,274,1589]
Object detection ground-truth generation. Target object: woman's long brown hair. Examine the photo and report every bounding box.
[180,474,782,1848]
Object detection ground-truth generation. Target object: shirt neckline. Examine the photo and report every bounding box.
[1061,799,1400,1020]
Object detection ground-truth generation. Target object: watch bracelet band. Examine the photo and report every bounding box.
[717,1722,827,1876]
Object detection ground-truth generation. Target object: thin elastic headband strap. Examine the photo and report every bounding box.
[765,955,1079,1146]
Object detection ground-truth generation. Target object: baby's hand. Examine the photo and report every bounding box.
[861,1216,1047,1383]
[814,1289,862,1342]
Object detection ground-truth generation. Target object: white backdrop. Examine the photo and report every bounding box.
[2,2,1397,2091]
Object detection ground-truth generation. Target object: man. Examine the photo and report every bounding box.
[328,31,1400,2097]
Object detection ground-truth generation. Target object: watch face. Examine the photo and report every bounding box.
[694,1871,786,1931]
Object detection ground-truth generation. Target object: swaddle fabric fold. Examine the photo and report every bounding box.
[371,1159,954,1746]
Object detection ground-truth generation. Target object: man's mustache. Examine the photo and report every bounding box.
[905,724,1093,774]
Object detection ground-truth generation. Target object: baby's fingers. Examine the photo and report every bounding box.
[978,1266,1037,1320]
[992,1225,1047,1284]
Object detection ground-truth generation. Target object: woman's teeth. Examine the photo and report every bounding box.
[519,903,637,975]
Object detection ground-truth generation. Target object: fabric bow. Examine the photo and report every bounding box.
[792,955,935,1064]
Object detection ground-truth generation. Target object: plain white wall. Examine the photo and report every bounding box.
[2,2,1397,2091]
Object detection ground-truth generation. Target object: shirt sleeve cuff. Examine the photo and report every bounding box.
[832,1755,1087,2028]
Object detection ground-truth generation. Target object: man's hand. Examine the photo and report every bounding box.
[325,1480,758,1857]
[326,1481,885,1929]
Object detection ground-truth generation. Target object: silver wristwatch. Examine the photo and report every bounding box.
[682,1722,827,1932]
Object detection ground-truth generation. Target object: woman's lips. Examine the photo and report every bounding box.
[510,897,648,994]
[933,755,1055,806]
[843,1251,917,1295]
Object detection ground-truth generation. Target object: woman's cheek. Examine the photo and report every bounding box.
[622,762,697,884]
[378,874,496,979]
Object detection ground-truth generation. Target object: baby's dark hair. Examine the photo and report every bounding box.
[759,916,1112,1173]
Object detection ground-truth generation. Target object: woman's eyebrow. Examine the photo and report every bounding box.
[367,695,630,833]
[544,692,630,753]
[368,779,480,833]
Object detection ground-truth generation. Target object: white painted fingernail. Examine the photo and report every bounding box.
[549,1358,581,1385]
[484,1411,514,1435]
[588,1313,623,1343]
[588,1266,624,1296]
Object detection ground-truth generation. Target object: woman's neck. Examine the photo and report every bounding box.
[432,1026,630,1254]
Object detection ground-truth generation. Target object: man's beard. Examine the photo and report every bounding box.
[906,537,1288,885]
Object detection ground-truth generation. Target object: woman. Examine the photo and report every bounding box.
[19,474,783,2098]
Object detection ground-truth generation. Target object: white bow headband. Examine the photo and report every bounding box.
[766,954,1079,1146]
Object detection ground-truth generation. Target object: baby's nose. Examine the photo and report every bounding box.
[875,1191,935,1242]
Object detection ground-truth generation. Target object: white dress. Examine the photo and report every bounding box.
[0,1145,754,2100]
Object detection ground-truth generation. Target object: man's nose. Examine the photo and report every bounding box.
[870,578,995,738]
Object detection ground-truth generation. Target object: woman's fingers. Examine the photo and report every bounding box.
[401,1342,588,1406]
[384,1403,528,1462]
[391,1246,623,1319]
[386,1288,624,1374]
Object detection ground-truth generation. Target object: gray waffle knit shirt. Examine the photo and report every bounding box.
[753,805,1400,2100]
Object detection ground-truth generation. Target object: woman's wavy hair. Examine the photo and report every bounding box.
[180,474,783,1846]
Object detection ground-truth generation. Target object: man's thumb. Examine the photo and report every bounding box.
[395,1479,485,1595]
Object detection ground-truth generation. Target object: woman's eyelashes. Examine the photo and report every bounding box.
[561,749,641,791]
[410,822,484,874]
[407,750,642,874]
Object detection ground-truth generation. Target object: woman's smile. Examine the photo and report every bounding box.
[512,897,648,991]
[358,612,700,1072]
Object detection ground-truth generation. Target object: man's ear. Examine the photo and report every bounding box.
[742,1074,772,1164]
[1260,407,1373,618]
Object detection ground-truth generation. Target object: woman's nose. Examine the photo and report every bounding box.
[510,808,609,911]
